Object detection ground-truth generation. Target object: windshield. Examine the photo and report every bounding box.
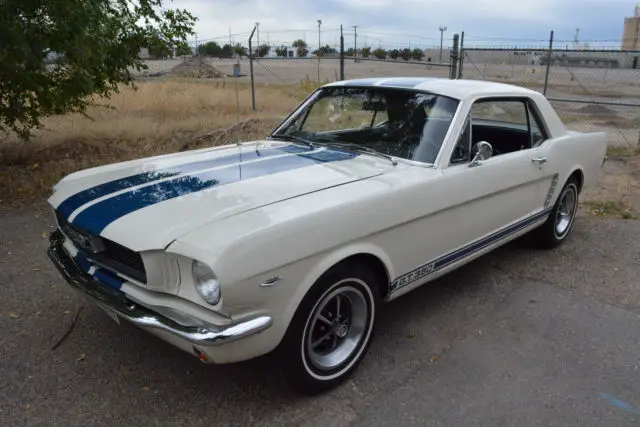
[272,86,460,164]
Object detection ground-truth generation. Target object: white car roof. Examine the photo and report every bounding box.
[323,77,540,101]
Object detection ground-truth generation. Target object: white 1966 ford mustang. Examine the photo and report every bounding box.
[47,77,607,393]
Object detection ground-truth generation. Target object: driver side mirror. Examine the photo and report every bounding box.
[469,141,493,167]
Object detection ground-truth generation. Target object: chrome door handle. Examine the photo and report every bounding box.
[532,157,547,165]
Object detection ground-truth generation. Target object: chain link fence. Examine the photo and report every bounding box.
[460,34,640,148]
[116,28,640,152]
[4,26,638,203]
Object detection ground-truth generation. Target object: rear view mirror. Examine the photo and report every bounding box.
[469,141,493,167]
[361,100,386,111]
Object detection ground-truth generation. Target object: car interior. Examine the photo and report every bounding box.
[301,89,460,164]
[451,99,549,164]
[281,89,549,166]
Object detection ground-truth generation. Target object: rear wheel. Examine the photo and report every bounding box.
[279,263,379,394]
[531,176,579,248]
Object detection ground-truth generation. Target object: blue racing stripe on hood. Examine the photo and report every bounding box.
[56,144,308,219]
[70,148,358,235]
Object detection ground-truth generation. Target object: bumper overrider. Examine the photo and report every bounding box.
[47,230,272,363]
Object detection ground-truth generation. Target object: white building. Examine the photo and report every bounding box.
[266,45,309,58]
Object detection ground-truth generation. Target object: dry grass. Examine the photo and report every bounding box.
[580,154,640,220]
[1,75,639,211]
[583,200,638,220]
[0,78,314,205]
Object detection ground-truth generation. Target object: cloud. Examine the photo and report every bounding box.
[171,0,636,48]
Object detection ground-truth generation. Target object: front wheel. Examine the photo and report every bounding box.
[279,263,379,394]
[531,176,579,248]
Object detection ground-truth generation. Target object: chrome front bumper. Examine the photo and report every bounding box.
[47,230,272,348]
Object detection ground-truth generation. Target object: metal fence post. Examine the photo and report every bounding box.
[450,33,459,79]
[458,31,465,79]
[543,30,554,96]
[248,25,257,111]
[340,25,345,80]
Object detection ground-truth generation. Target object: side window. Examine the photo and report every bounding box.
[527,102,549,147]
[469,98,546,157]
[472,100,528,126]
[450,116,471,164]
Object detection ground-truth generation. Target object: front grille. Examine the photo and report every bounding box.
[55,210,147,283]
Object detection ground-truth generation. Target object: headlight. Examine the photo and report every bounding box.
[192,261,221,305]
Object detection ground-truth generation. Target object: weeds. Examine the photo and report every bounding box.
[583,200,638,220]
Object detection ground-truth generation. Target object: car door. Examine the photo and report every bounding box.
[439,97,548,253]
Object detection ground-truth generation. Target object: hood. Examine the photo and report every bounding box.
[49,140,403,251]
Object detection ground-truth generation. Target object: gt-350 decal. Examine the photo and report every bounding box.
[390,207,553,293]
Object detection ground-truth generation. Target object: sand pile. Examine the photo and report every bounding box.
[170,56,227,78]
[577,104,617,116]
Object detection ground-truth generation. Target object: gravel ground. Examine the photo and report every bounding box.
[1,197,639,426]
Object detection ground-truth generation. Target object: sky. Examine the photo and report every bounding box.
[172,0,639,49]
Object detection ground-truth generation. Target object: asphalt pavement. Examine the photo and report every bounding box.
[1,202,639,426]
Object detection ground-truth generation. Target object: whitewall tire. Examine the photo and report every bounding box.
[532,176,579,248]
[279,262,379,394]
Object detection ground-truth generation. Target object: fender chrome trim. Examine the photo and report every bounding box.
[47,230,272,347]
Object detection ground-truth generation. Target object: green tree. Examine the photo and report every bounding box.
[400,48,412,61]
[255,44,270,58]
[199,41,221,57]
[148,37,173,59]
[0,0,197,140]
[175,42,193,57]
[292,39,308,57]
[373,48,386,59]
[361,47,371,58]
[345,47,356,57]
[314,45,336,57]
[233,43,247,57]
[411,48,424,61]
[389,49,400,60]
[220,44,234,58]
[275,46,288,57]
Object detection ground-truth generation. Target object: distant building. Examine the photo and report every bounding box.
[622,4,640,50]
[266,45,311,58]
[139,47,150,59]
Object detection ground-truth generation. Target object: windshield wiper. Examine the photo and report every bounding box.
[314,141,398,166]
[268,134,315,149]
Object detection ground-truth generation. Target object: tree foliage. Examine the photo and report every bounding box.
[360,47,371,58]
[388,49,400,60]
[175,42,193,57]
[220,44,234,58]
[0,0,197,140]
[314,45,337,57]
[292,39,308,57]
[345,47,356,57]
[233,43,247,57]
[255,44,270,58]
[275,46,288,57]
[373,48,386,59]
[411,48,424,61]
[400,48,412,61]
[148,37,173,59]
[198,41,222,57]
